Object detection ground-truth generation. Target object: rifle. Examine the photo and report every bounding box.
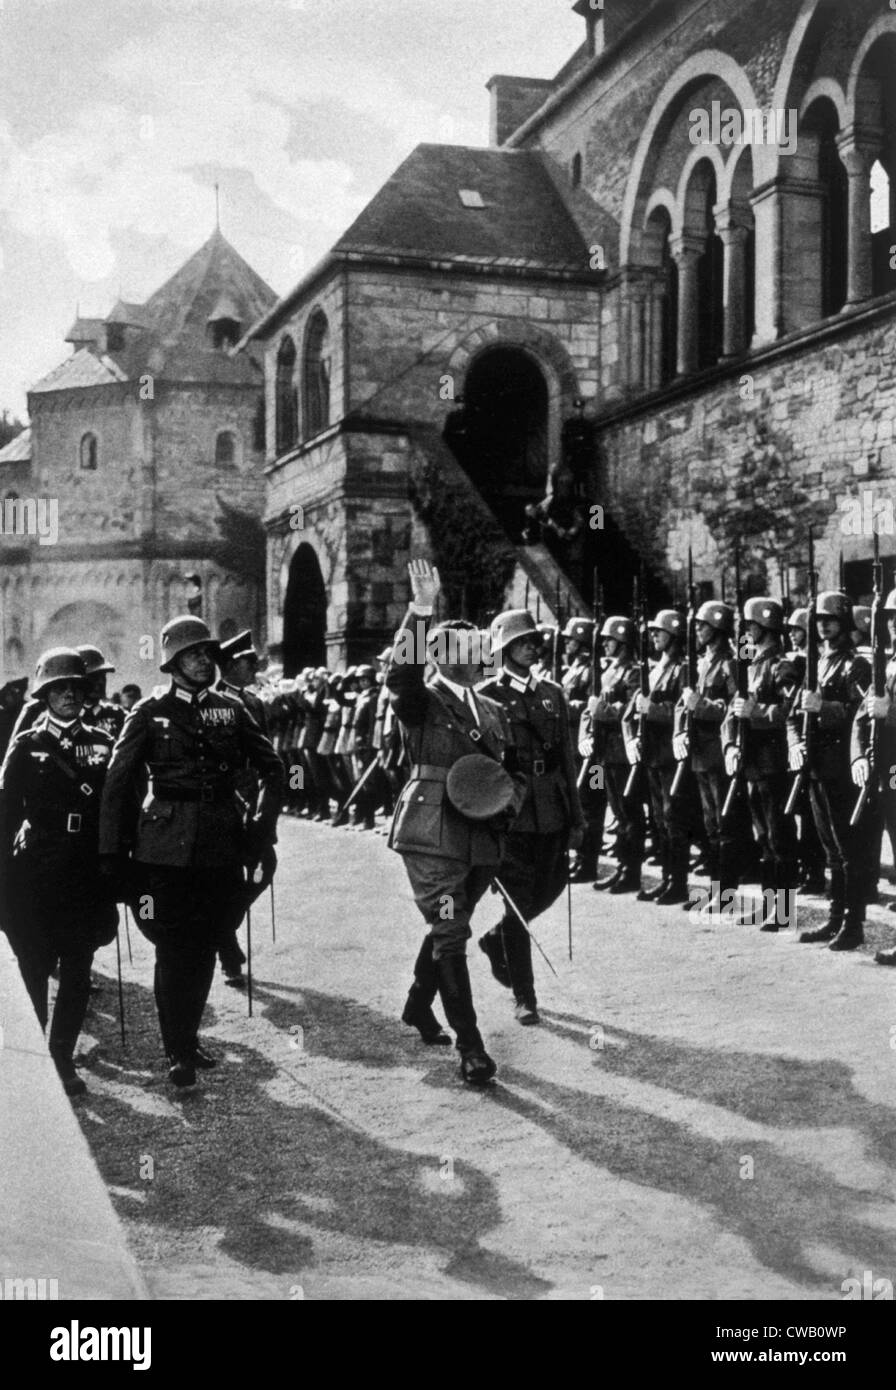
[850,531,885,826]
[590,570,604,699]
[552,579,564,683]
[671,547,697,798]
[623,562,648,800]
[721,543,747,823]
[785,528,818,817]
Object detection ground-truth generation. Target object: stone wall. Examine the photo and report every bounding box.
[595,299,896,599]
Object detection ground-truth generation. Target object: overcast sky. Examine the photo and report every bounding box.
[0,0,583,418]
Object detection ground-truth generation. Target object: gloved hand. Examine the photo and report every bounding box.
[245,844,277,904]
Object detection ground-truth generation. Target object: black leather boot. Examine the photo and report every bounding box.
[478,928,512,989]
[609,864,642,895]
[800,868,844,943]
[637,877,670,902]
[593,865,623,892]
[655,877,690,906]
[829,914,864,951]
[402,937,452,1044]
[435,954,496,1084]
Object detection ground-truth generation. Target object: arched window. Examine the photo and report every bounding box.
[79,432,98,470]
[571,152,583,189]
[215,430,237,467]
[871,158,895,297]
[275,337,298,454]
[303,310,331,439]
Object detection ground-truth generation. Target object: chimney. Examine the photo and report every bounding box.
[486,74,555,146]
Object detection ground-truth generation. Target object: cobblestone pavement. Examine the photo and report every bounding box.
[73,819,896,1301]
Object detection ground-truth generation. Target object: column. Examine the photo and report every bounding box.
[713,202,752,359]
[669,233,703,377]
[836,124,883,308]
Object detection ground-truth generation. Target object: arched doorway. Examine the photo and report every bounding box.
[445,347,549,541]
[281,542,327,675]
[37,601,125,668]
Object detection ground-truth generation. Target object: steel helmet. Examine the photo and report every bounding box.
[695,601,734,634]
[884,589,896,614]
[355,664,376,681]
[851,604,871,637]
[648,609,685,638]
[815,591,852,626]
[32,647,88,697]
[562,617,595,643]
[786,607,809,632]
[601,616,635,644]
[76,644,115,675]
[159,616,219,672]
[743,598,784,633]
[490,609,539,658]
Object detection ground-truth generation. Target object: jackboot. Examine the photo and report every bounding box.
[828,912,864,952]
[402,937,451,1044]
[655,876,690,906]
[502,923,539,1025]
[593,865,623,892]
[637,875,669,903]
[435,954,496,1084]
[478,928,512,989]
[609,864,642,895]
[800,867,844,943]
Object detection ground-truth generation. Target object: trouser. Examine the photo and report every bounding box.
[576,777,606,871]
[216,884,250,974]
[351,750,377,827]
[401,853,495,1051]
[8,926,95,1067]
[747,773,797,890]
[809,773,866,921]
[645,763,689,883]
[487,829,567,1006]
[134,864,244,1061]
[695,765,738,891]
[796,783,826,878]
[605,763,645,868]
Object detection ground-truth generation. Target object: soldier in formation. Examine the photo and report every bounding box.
[585,616,643,895]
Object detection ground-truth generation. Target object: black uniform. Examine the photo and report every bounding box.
[477,668,583,1010]
[0,713,117,1079]
[99,683,283,1065]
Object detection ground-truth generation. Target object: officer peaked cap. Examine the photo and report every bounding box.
[219,630,258,664]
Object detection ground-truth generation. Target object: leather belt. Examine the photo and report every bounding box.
[518,750,560,776]
[409,764,449,782]
[152,783,233,804]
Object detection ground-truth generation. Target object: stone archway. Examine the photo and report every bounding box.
[281,541,328,675]
[36,600,126,670]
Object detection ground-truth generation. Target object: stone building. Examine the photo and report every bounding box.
[0,230,275,688]
[247,0,895,669]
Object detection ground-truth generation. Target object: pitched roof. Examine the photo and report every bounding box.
[30,349,128,394]
[33,230,277,394]
[333,144,600,275]
[0,425,31,465]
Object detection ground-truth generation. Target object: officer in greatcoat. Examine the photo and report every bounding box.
[387,560,523,1086]
[0,648,117,1096]
[477,609,584,1024]
[99,617,283,1087]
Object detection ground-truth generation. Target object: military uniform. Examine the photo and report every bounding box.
[789,600,870,948]
[674,608,738,908]
[0,670,117,1094]
[387,610,519,1075]
[622,612,688,902]
[348,669,379,829]
[99,645,283,1075]
[583,629,643,890]
[722,614,798,915]
[561,618,602,879]
[851,638,896,962]
[478,619,583,1016]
